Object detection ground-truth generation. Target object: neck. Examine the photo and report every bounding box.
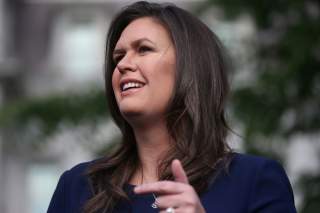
[130,119,172,185]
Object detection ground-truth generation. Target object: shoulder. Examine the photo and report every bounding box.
[56,160,93,192]
[229,152,286,176]
[63,160,92,180]
[202,153,296,212]
[47,159,97,213]
[235,153,296,212]
[231,152,278,167]
[231,153,294,191]
[61,157,104,184]
[213,152,291,184]
[60,159,100,195]
[227,153,294,195]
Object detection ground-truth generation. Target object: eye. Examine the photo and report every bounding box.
[138,45,152,54]
[113,54,124,64]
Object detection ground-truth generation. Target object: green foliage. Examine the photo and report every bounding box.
[0,89,108,135]
[205,0,320,142]
[299,174,320,212]
[204,0,320,212]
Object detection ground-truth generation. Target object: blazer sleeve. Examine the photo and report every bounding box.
[248,159,297,213]
[47,170,70,213]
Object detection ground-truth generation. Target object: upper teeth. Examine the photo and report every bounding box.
[122,82,143,91]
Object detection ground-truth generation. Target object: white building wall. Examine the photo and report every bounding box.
[3,154,28,213]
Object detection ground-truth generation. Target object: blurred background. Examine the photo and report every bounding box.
[0,0,319,212]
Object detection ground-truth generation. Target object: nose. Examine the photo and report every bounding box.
[116,53,137,74]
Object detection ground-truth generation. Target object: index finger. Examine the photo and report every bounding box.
[172,159,189,184]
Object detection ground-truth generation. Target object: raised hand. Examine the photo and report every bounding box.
[134,159,206,213]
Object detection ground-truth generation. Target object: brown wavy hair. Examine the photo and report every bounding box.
[83,1,232,212]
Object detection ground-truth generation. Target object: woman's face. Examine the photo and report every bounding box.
[112,17,176,122]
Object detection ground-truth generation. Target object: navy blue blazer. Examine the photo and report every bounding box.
[47,153,297,212]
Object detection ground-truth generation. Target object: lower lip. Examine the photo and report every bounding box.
[121,86,144,97]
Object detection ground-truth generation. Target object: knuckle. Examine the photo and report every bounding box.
[160,181,172,191]
[158,181,166,189]
[186,185,195,192]
[185,197,197,207]
[190,200,198,206]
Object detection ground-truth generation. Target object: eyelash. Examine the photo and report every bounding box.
[113,46,153,64]
[113,55,123,64]
[138,45,152,53]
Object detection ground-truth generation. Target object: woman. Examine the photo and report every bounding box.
[48,1,296,213]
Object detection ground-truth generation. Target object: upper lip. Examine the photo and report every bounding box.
[119,78,146,91]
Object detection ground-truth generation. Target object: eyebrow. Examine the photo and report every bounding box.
[113,38,156,55]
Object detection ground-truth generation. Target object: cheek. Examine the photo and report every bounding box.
[152,62,176,100]
[111,70,120,94]
[162,60,176,89]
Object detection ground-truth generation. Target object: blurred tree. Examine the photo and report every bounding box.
[0,89,108,145]
[199,0,320,212]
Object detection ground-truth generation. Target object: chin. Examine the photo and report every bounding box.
[119,106,143,118]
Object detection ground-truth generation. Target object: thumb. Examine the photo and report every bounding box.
[171,159,189,184]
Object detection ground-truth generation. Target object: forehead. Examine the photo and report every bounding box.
[115,17,172,47]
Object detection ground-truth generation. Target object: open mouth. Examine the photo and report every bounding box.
[120,81,145,92]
